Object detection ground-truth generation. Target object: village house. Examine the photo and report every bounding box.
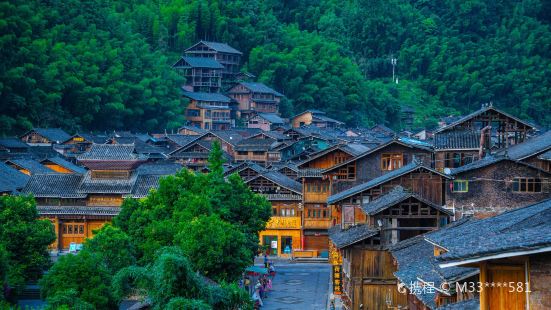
[182,91,233,130]
[500,130,551,172]
[291,110,344,129]
[184,41,242,85]
[433,104,536,171]
[323,137,434,194]
[20,128,71,146]
[40,157,87,174]
[296,143,370,258]
[429,199,551,310]
[227,82,283,119]
[328,186,453,309]
[234,137,282,165]
[245,170,303,257]
[246,112,285,131]
[446,155,551,218]
[5,159,57,175]
[57,133,108,158]
[172,56,223,93]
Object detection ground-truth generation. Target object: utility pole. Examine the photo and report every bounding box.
[390,57,397,83]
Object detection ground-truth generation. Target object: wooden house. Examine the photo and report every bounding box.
[0,138,29,157]
[227,82,283,119]
[246,112,285,131]
[501,130,551,173]
[446,155,551,218]
[184,41,242,84]
[172,56,223,92]
[323,137,434,194]
[182,91,233,130]
[58,133,107,158]
[430,199,551,310]
[291,110,344,129]
[433,104,536,171]
[328,187,453,310]
[234,137,281,165]
[296,144,370,257]
[169,139,229,170]
[245,171,303,257]
[177,125,207,136]
[20,128,71,145]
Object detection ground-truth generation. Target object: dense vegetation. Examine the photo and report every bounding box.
[1,0,550,135]
[0,195,56,305]
[38,142,270,309]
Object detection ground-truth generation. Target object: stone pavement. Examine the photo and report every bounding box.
[259,262,331,310]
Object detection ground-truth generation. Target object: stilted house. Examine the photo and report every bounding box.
[172,56,223,93]
[246,112,285,131]
[227,82,283,119]
[184,41,242,85]
[182,91,233,130]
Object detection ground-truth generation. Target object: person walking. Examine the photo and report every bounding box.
[263,253,269,268]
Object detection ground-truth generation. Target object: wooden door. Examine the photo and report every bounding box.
[61,222,86,249]
[486,264,526,310]
[304,235,329,251]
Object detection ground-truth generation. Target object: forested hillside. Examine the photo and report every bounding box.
[1,0,550,135]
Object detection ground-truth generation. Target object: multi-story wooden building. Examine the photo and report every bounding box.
[227,82,283,119]
[433,104,536,171]
[182,91,233,130]
[172,56,223,93]
[20,128,71,145]
[22,145,180,250]
[234,137,281,165]
[184,41,242,85]
[245,170,303,257]
[328,186,453,309]
[291,110,344,128]
[297,143,370,257]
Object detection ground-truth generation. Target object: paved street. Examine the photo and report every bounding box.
[259,262,331,310]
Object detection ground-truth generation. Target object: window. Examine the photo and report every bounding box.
[512,178,542,193]
[253,151,265,156]
[237,151,248,156]
[272,208,277,215]
[381,153,403,171]
[452,180,469,192]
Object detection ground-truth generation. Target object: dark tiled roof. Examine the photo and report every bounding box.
[436,298,479,310]
[435,105,536,133]
[448,155,548,175]
[426,199,551,265]
[0,162,29,193]
[312,114,344,125]
[434,130,480,150]
[78,171,137,194]
[210,131,245,146]
[73,133,108,144]
[182,91,231,103]
[178,125,208,134]
[328,225,378,248]
[391,235,478,309]
[77,144,139,161]
[251,171,302,194]
[257,113,284,124]
[131,174,162,198]
[238,82,283,97]
[327,162,449,204]
[42,157,87,174]
[500,130,551,160]
[362,186,453,216]
[197,41,242,54]
[28,128,71,143]
[0,138,29,149]
[539,149,551,161]
[23,174,86,198]
[7,159,56,174]
[136,162,183,175]
[235,138,276,151]
[177,56,224,69]
[165,134,200,147]
[297,143,368,168]
[37,205,120,216]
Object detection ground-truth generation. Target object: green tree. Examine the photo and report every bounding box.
[83,224,137,273]
[0,195,55,296]
[39,251,114,309]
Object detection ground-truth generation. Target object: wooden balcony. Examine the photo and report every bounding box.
[303,219,332,229]
[265,216,302,230]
